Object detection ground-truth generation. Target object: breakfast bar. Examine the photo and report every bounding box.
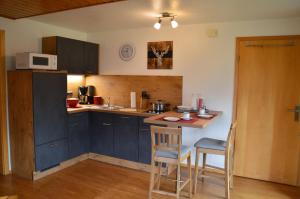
[144,111,222,128]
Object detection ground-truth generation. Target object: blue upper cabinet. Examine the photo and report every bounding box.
[42,36,99,75]
[113,115,139,162]
[33,72,68,146]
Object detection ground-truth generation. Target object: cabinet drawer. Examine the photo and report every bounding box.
[114,115,138,126]
[35,139,68,171]
[69,112,89,124]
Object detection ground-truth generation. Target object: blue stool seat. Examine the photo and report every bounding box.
[194,138,226,151]
[156,145,191,159]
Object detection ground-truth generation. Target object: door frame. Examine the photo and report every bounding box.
[0,30,9,175]
[232,35,300,186]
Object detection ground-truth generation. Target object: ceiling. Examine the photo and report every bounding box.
[0,0,124,19]
[27,0,300,33]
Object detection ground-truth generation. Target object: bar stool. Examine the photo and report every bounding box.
[148,126,192,199]
[193,122,237,199]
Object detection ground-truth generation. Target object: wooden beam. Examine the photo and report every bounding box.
[0,30,9,175]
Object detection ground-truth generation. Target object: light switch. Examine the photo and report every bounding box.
[206,29,218,38]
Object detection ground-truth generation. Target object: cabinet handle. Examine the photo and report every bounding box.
[49,143,55,148]
[102,123,112,126]
[121,116,130,119]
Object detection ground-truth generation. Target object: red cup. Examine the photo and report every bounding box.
[94,96,103,105]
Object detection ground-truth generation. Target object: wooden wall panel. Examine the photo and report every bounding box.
[85,75,182,110]
[7,71,35,179]
[0,30,9,175]
[0,0,125,19]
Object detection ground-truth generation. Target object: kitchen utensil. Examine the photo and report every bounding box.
[66,98,79,108]
[152,100,168,113]
[87,85,95,104]
[163,116,180,122]
[198,107,206,115]
[78,86,88,104]
[197,114,214,119]
[181,116,193,121]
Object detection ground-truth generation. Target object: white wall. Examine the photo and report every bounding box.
[87,18,300,167]
[0,17,87,169]
[0,17,87,70]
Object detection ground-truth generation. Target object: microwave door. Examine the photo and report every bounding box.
[32,56,49,69]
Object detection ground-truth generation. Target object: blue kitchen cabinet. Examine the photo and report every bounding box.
[90,112,115,156]
[33,72,68,146]
[35,139,68,171]
[68,112,90,159]
[138,118,152,164]
[113,115,139,162]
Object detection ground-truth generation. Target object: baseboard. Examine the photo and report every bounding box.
[88,153,151,172]
[33,153,89,180]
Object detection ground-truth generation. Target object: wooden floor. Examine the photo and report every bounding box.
[0,159,299,199]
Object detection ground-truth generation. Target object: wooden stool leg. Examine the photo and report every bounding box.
[148,160,156,199]
[187,153,192,199]
[202,153,207,182]
[156,162,162,189]
[176,164,181,199]
[225,156,230,199]
[193,148,200,194]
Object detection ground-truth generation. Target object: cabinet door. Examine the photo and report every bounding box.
[35,139,68,171]
[114,115,139,162]
[33,72,67,146]
[90,112,114,156]
[138,118,151,164]
[84,42,99,75]
[57,37,84,74]
[68,112,89,159]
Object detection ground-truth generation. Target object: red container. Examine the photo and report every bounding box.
[197,98,203,109]
[93,96,103,105]
[66,98,79,108]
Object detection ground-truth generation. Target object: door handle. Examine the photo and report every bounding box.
[288,105,300,122]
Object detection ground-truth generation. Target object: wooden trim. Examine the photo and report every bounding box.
[0,30,9,175]
[0,0,126,20]
[88,153,151,172]
[236,35,300,41]
[33,153,89,180]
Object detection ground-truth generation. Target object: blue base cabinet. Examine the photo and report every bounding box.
[113,115,139,162]
[138,118,152,164]
[90,112,115,156]
[68,112,90,159]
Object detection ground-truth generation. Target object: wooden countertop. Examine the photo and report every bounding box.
[67,105,155,117]
[144,111,222,128]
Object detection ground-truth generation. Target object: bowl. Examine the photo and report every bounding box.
[67,98,79,108]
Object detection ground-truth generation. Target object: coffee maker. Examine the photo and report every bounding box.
[78,86,95,104]
[78,86,88,104]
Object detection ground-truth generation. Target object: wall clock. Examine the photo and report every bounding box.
[119,43,136,61]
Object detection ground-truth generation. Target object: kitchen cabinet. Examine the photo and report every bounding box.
[138,118,152,164]
[113,115,139,162]
[90,112,114,156]
[8,71,68,178]
[68,112,89,159]
[33,72,68,146]
[35,139,68,171]
[42,36,99,75]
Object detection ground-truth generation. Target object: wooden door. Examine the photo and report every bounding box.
[0,30,9,175]
[234,36,300,186]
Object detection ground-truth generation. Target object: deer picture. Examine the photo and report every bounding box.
[151,45,170,67]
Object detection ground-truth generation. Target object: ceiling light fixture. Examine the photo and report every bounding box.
[153,12,178,30]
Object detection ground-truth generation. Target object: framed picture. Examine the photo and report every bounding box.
[147,41,173,69]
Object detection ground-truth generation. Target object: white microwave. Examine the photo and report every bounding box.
[16,52,57,70]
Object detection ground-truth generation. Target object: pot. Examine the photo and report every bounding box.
[152,100,168,112]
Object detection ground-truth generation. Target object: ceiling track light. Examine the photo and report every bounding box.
[153,12,179,30]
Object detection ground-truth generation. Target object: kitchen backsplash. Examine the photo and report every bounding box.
[84,75,182,109]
